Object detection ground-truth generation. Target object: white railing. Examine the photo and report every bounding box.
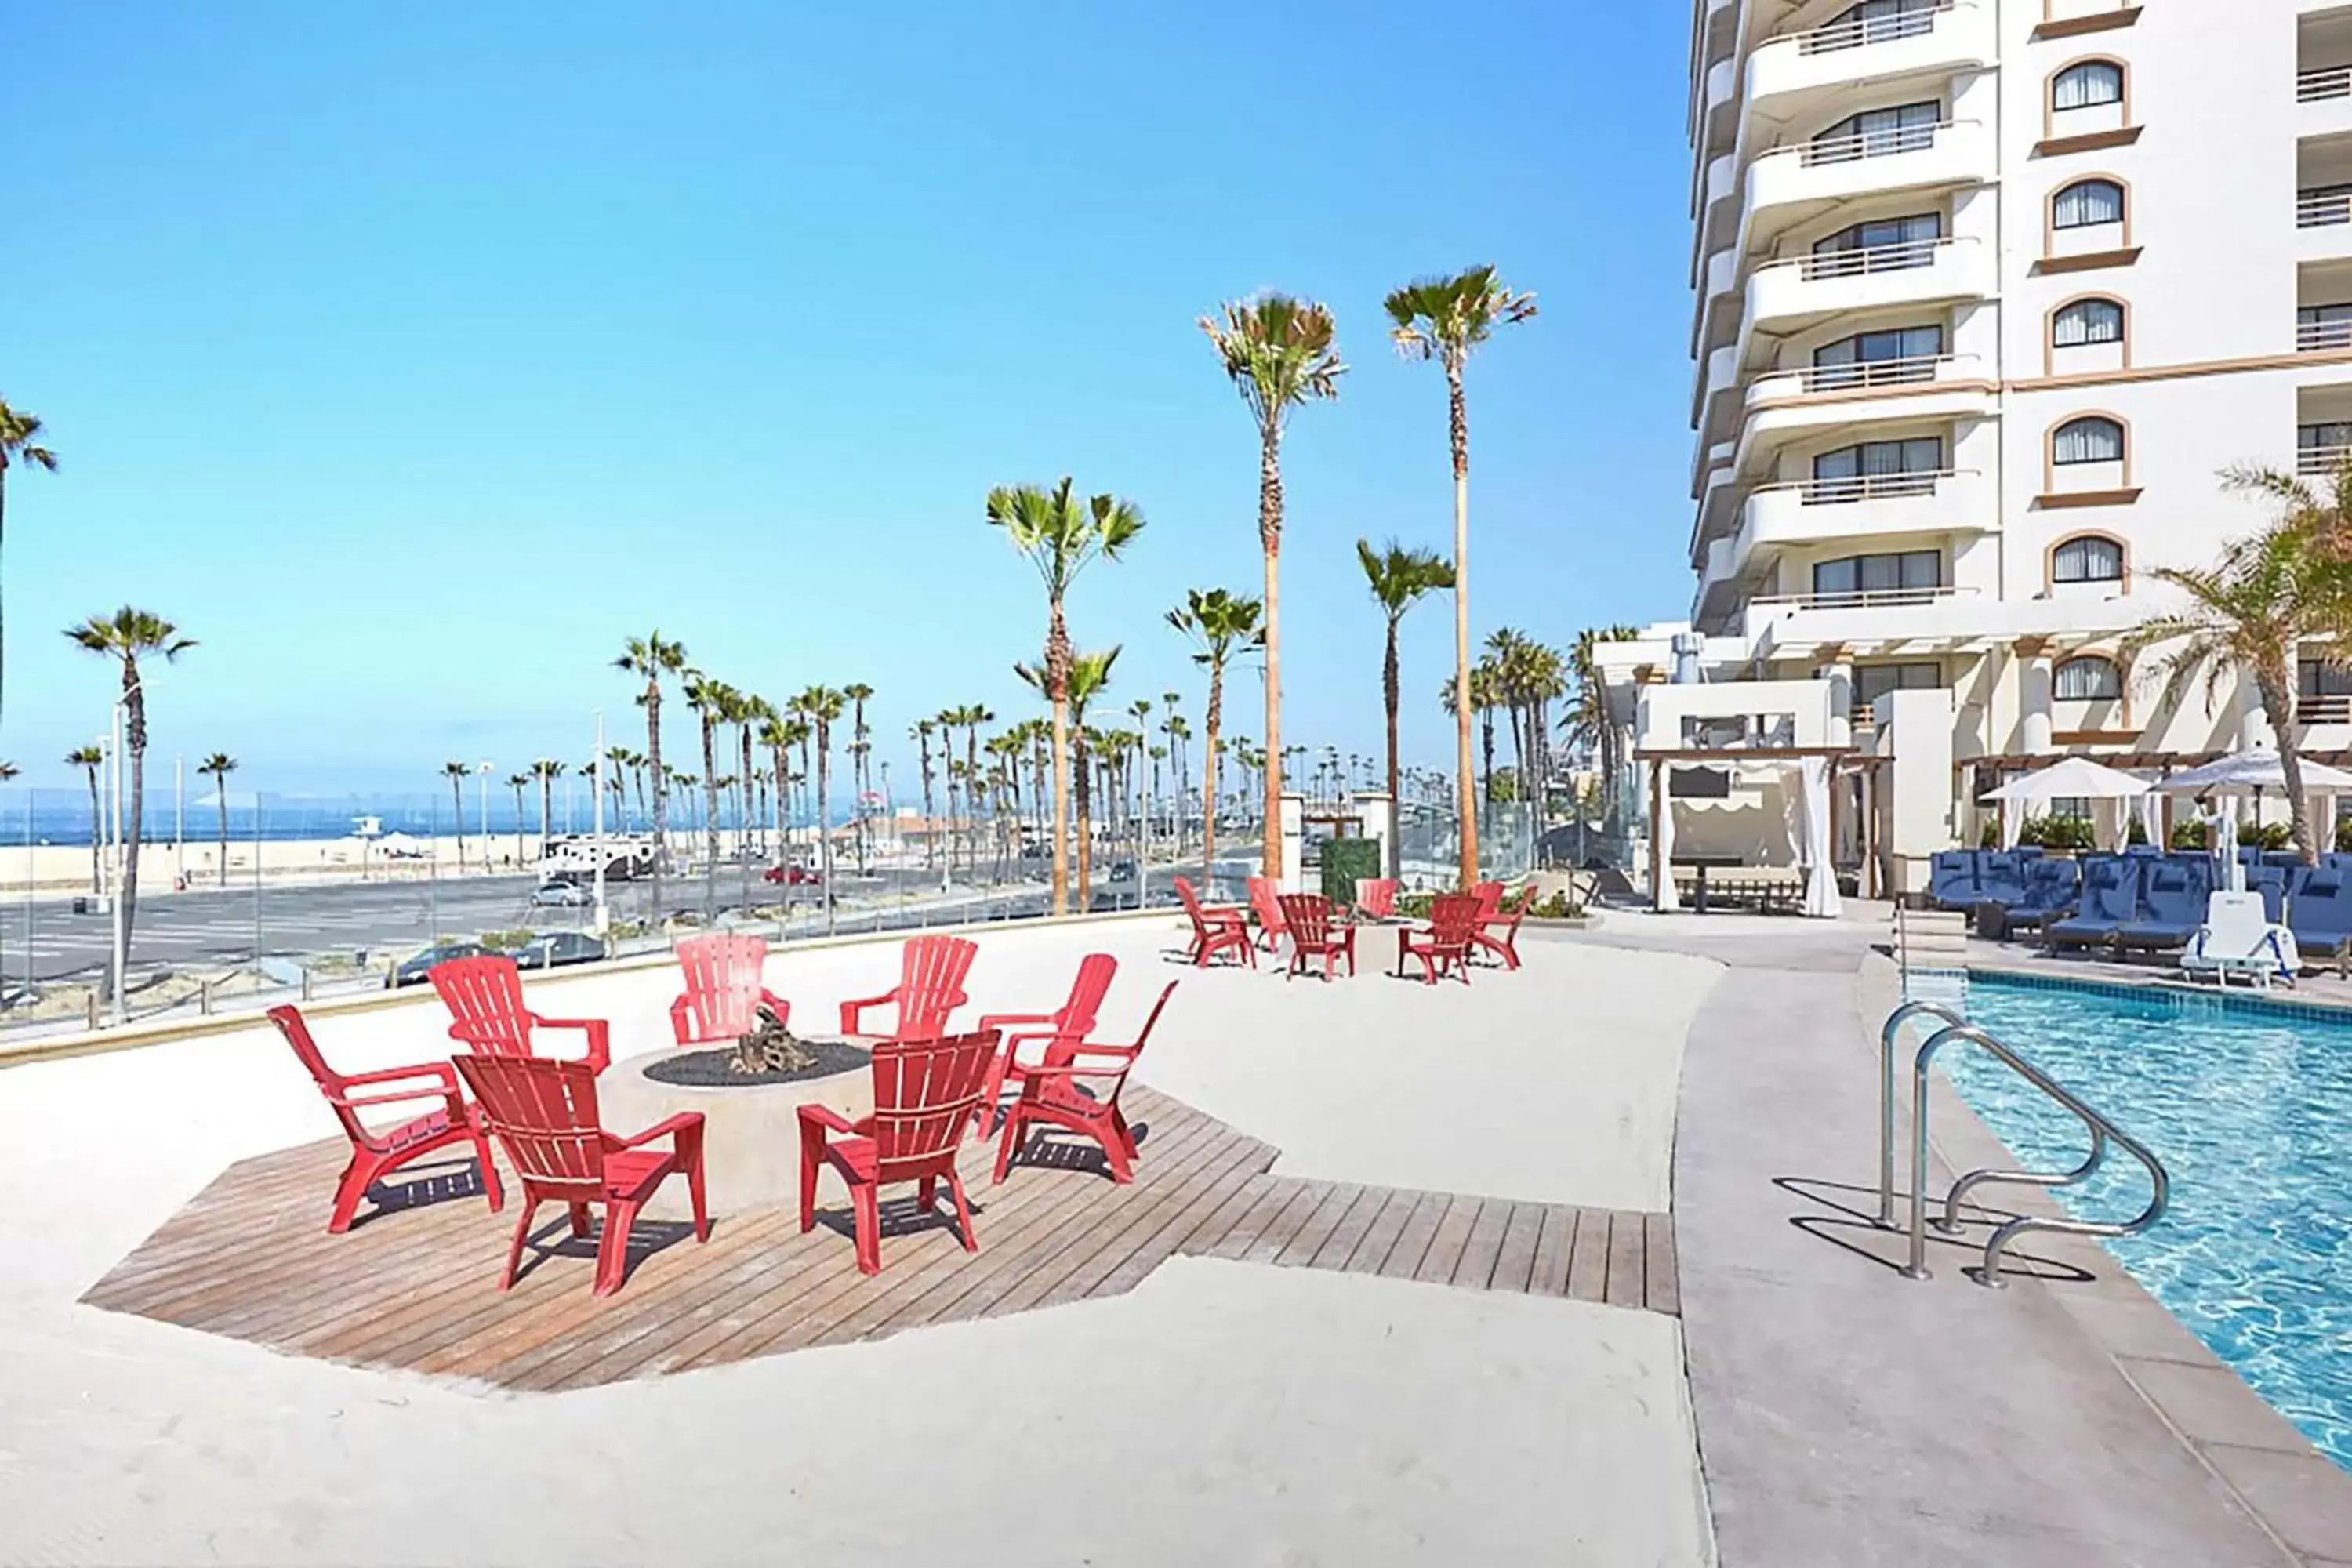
[1769,351,1969,396]
[2299,694,2352,724]
[1759,467,1965,506]
[1750,584,1979,613]
[1795,118,1955,168]
[2299,445,2352,476]
[1787,1,1951,56]
[2299,188,2352,228]
[1776,234,1956,281]
[2300,66,2352,103]
[2299,318,2352,350]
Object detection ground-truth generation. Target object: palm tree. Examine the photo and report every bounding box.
[1160,691,1184,853]
[505,772,531,863]
[440,760,470,869]
[1127,698,1153,859]
[1020,647,1120,910]
[0,403,57,734]
[756,711,792,866]
[64,608,195,998]
[682,672,730,883]
[1200,294,1345,884]
[615,633,687,910]
[913,720,939,870]
[960,704,994,880]
[797,686,847,930]
[1563,627,1637,822]
[1357,538,1455,873]
[2123,474,2352,863]
[1167,589,1264,880]
[843,682,875,874]
[986,477,1147,915]
[531,759,565,858]
[67,744,102,895]
[1443,662,1504,807]
[198,752,238,887]
[1385,265,1537,885]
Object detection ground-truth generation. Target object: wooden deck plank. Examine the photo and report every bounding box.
[1410,1196,1482,1285]
[1174,1167,1283,1258]
[1089,1144,1280,1299]
[1605,1210,1648,1309]
[1305,1185,1389,1272]
[1338,1189,1420,1276]
[1643,1212,1681,1317]
[1530,1206,1577,1298]
[1373,1190,1450,1280]
[1201,1179,1304,1261]
[1566,1207,1610,1302]
[1452,1199,1512,1290]
[1272,1182,1363,1268]
[1238,1181,1330,1266]
[1033,1131,1266,1310]
[1488,1203,1546,1294]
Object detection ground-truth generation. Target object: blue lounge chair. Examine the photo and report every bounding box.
[2245,864,2289,924]
[1927,851,1978,910]
[1976,851,2031,907]
[2047,856,2140,951]
[2124,843,2164,857]
[2118,858,2215,951]
[2002,858,2082,933]
[2290,872,2352,975]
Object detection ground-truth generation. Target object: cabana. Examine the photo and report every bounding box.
[1979,756,2153,851]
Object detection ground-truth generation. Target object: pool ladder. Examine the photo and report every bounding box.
[1877,1000,2169,1287]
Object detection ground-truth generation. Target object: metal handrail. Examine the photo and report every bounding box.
[1900,1021,2169,1286]
[1782,0,1952,56]
[2299,65,2352,103]
[1754,351,1971,397]
[2299,445,2352,477]
[2298,318,2352,351]
[1753,466,1969,505]
[1785,118,1963,169]
[1879,1000,1965,1225]
[1772,234,1965,282]
[2299,189,2352,228]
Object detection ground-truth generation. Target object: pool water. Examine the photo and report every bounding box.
[1951,976,2352,1469]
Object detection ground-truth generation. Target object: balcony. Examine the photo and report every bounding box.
[1698,55,1740,158]
[1723,468,1988,584]
[2299,694,2352,724]
[1736,584,1984,641]
[1744,119,1990,251]
[1739,354,1994,449]
[1691,340,1740,432]
[1691,244,1740,356]
[1745,236,1990,342]
[1748,2,1993,122]
[2299,443,2352,476]
[2300,317,2352,351]
[2302,66,2352,103]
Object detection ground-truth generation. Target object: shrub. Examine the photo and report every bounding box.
[478,928,536,951]
[2171,819,2209,851]
[1978,819,2001,848]
[1320,838,1382,907]
[1530,890,1583,919]
[2016,815,2096,851]
[2251,821,2293,851]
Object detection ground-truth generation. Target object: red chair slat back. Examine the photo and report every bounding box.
[1174,877,1212,924]
[455,1054,606,1195]
[1472,881,1505,916]
[430,955,535,1056]
[895,935,978,1042]
[268,1004,368,1145]
[1248,877,1287,934]
[1432,892,1484,946]
[1053,952,1119,1044]
[673,933,771,1043]
[869,1030,999,1178]
[1277,894,1334,948]
[1356,879,1398,918]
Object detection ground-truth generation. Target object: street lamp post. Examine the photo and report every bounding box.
[591,712,608,937]
[477,760,492,876]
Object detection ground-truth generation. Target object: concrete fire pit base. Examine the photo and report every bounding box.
[597,1046,875,1222]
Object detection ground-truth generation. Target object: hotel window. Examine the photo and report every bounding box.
[2300,303,2352,350]
[1809,436,1944,501]
[1853,662,1942,718]
[1807,212,1941,276]
[2304,423,2352,475]
[2053,178,2125,230]
[2053,416,2125,465]
[1812,550,1941,602]
[1809,100,1940,164]
[1811,324,1944,387]
[2052,61,2124,112]
[2054,655,2122,701]
[2053,298,2124,347]
[2052,535,2124,583]
[2301,659,2352,701]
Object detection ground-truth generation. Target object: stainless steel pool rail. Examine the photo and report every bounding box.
[1878,1003,2170,1287]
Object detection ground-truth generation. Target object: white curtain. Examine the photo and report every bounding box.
[1653,764,1681,913]
[2092,797,2128,852]
[1799,757,1842,918]
[2137,786,2162,850]
[2001,796,2023,849]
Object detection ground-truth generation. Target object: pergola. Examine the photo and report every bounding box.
[1958,743,2352,844]
[1634,745,1892,909]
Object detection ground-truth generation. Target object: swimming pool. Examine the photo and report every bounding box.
[1951,975,2352,1470]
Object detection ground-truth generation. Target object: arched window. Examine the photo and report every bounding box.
[2053,535,2125,583]
[2055,655,2123,701]
[2053,179,2125,230]
[2053,298,2125,347]
[2053,61,2124,113]
[2053,416,2125,465]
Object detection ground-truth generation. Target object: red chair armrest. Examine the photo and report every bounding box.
[796,1102,861,1137]
[758,991,792,1028]
[608,1111,706,1152]
[975,1011,1055,1034]
[339,1085,463,1112]
[534,1015,612,1074]
[340,1062,460,1091]
[667,993,694,1046]
[1013,1062,1131,1082]
[838,991,895,1035]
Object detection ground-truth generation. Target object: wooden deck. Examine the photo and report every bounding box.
[83,1087,1676,1392]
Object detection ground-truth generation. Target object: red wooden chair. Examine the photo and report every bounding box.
[1277,894,1356,982]
[430,954,611,1074]
[974,953,1118,1138]
[1472,880,1505,918]
[1399,892,1483,985]
[453,1053,708,1298]
[994,982,1175,1186]
[1247,876,1289,953]
[270,1004,504,1234]
[1355,878,1399,919]
[798,1030,1000,1275]
[1473,886,1537,971]
[838,935,977,1041]
[670,932,790,1046]
[1174,876,1254,967]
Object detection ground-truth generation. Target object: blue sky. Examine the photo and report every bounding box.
[9,0,1696,797]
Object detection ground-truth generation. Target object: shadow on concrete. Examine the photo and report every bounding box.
[1773,1175,2096,1284]
[354,1154,497,1229]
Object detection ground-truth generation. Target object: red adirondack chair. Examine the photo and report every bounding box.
[994,982,1176,1186]
[1472,880,1505,917]
[1247,876,1289,953]
[453,1053,708,1298]
[430,954,611,1074]
[1399,892,1483,985]
[670,933,790,1047]
[974,953,1119,1138]
[270,1004,504,1234]
[1174,877,1254,967]
[1277,894,1356,982]
[1355,878,1399,919]
[838,935,977,1041]
[1473,885,1537,971]
[798,1030,1000,1275]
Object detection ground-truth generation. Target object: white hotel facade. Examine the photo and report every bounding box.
[1598,0,2352,890]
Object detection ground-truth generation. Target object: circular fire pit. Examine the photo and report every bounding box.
[598,1039,877,1221]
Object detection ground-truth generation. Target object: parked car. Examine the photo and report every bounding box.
[762,863,822,886]
[530,880,593,907]
[511,931,608,971]
[385,942,492,989]
[1106,859,1138,885]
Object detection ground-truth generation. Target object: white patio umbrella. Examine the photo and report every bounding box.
[1980,756,2151,853]
[2151,750,2352,795]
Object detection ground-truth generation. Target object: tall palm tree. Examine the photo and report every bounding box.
[912,720,939,870]
[615,633,687,910]
[960,704,994,880]
[1357,538,1455,873]
[67,744,103,895]
[505,772,531,863]
[1160,691,1184,853]
[757,711,792,865]
[1200,293,1345,884]
[64,608,195,998]
[1442,663,1504,807]
[0,402,59,734]
[1563,626,1638,822]
[986,477,1146,915]
[198,752,238,887]
[531,759,565,857]
[844,682,875,874]
[441,760,470,870]
[1020,647,1120,911]
[681,672,730,882]
[1167,588,1264,880]
[1127,698,1154,858]
[797,687,847,930]
[1385,265,1537,885]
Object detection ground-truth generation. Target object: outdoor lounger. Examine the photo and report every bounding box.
[2046,856,2142,952]
[2115,858,2215,952]
[2289,872,2352,976]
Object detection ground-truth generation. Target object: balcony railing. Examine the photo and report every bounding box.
[2299,694,2352,724]
[2300,66,2352,103]
[1749,585,1978,612]
[2300,445,2352,476]
[2299,188,2352,228]
[2299,318,2352,350]
[1766,468,1962,506]
[1790,235,1947,280]
[1772,352,1966,395]
[1791,1,1949,56]
[1800,119,1951,168]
